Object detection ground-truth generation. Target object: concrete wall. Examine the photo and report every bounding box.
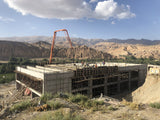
[43,72,74,94]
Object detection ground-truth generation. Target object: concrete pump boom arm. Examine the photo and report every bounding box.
[49,29,73,64]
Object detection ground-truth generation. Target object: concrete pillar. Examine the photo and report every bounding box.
[88,77,93,98]
[104,75,108,96]
[16,82,21,90]
[15,73,17,88]
[128,71,131,91]
[138,70,145,86]
[118,75,120,93]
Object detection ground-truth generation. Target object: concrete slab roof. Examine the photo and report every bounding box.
[16,62,145,76]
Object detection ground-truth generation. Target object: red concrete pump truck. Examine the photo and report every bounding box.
[49,29,73,64]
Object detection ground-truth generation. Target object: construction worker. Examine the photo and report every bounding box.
[95,64,97,68]
[103,60,105,66]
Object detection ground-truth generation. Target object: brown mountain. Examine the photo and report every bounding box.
[92,42,160,59]
[1,36,160,46]
[0,41,50,60]
[0,41,111,60]
[2,36,160,60]
[32,41,111,59]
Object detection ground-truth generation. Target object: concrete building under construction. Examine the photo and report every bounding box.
[15,62,147,98]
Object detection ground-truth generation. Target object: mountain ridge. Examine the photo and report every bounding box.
[1,36,160,46]
[0,40,111,60]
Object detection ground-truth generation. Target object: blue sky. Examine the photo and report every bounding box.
[0,0,160,40]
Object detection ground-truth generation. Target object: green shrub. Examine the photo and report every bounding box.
[68,94,88,104]
[47,100,63,110]
[84,100,104,109]
[10,100,33,112]
[40,93,53,103]
[91,100,104,106]
[150,102,160,109]
[53,93,70,99]
[68,94,104,111]
[107,106,118,111]
[0,73,15,84]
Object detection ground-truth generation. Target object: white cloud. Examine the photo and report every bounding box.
[111,21,115,24]
[4,0,92,19]
[95,0,135,20]
[0,16,15,22]
[90,0,98,3]
[4,0,135,20]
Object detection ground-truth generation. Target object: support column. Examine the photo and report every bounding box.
[128,71,131,91]
[16,82,21,90]
[104,75,108,96]
[15,73,17,89]
[138,70,145,86]
[88,77,93,98]
[118,75,120,93]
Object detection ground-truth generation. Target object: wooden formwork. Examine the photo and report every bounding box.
[71,66,120,97]
[16,72,43,93]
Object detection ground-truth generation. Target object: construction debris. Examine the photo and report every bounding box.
[34,104,51,111]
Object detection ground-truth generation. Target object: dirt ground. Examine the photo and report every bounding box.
[0,81,15,107]
[132,74,160,104]
[1,81,160,120]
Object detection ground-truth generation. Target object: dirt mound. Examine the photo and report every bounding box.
[132,74,160,103]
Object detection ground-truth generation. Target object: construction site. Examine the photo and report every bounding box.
[15,62,147,98]
[2,30,160,120]
[14,29,148,98]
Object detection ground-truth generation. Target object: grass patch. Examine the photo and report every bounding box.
[150,102,160,109]
[68,94,88,104]
[0,73,15,84]
[40,93,54,103]
[121,98,142,110]
[53,92,70,99]
[10,100,36,112]
[67,94,104,111]
[47,100,63,110]
[33,110,85,120]
[83,99,104,109]
[107,105,118,111]
[39,93,104,112]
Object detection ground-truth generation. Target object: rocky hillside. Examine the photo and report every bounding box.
[1,36,160,60]
[0,41,111,60]
[33,41,111,59]
[106,38,160,45]
[92,42,160,59]
[0,41,50,60]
